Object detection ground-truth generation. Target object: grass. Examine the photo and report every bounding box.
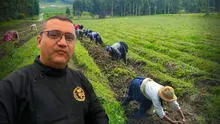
[40,1,73,19]
[0,38,39,79]
[73,14,220,122]
[73,14,220,80]
[72,41,126,123]
[0,15,39,28]
[0,20,25,28]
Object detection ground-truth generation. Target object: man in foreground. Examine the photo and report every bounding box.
[0,16,109,124]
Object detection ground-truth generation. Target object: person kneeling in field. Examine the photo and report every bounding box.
[105,41,128,64]
[122,77,186,124]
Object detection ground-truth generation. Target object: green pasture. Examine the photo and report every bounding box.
[41,6,71,19]
[0,14,219,123]
[0,15,39,29]
[74,15,220,85]
[0,20,26,28]
[40,2,72,19]
[73,14,220,121]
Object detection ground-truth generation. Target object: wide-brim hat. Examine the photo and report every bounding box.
[159,86,177,102]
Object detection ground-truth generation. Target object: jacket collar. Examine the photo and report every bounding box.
[34,56,67,77]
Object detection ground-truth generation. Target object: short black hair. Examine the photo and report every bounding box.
[40,15,73,31]
[46,15,72,23]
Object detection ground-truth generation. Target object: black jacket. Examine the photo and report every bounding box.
[0,57,108,124]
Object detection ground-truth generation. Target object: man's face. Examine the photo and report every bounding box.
[37,19,75,69]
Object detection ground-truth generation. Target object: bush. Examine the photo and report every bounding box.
[178,10,186,14]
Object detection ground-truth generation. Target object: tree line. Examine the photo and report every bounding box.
[0,0,40,21]
[40,0,73,4]
[0,0,219,21]
[73,0,220,18]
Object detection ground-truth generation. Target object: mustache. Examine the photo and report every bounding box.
[55,49,69,56]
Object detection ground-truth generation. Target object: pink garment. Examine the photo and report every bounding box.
[3,31,18,41]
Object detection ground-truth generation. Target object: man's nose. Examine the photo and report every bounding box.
[57,35,68,46]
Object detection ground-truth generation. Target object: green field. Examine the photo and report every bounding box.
[72,14,220,123]
[0,14,219,123]
[74,14,220,86]
[40,1,72,18]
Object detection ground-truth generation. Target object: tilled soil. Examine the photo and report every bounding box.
[80,39,198,124]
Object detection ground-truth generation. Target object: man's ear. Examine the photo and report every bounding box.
[36,35,41,48]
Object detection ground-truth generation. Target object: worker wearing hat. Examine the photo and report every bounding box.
[122,77,185,124]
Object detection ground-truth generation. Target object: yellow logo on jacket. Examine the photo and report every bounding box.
[73,86,85,101]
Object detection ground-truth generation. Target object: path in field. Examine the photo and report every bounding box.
[80,38,197,124]
[39,13,44,21]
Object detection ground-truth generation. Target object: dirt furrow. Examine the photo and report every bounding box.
[80,39,171,124]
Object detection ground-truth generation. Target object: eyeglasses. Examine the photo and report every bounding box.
[40,30,76,43]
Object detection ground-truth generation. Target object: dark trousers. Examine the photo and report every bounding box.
[123,77,153,115]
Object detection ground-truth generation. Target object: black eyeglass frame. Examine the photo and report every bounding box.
[40,30,76,43]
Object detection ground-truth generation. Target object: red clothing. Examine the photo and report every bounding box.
[75,24,80,30]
